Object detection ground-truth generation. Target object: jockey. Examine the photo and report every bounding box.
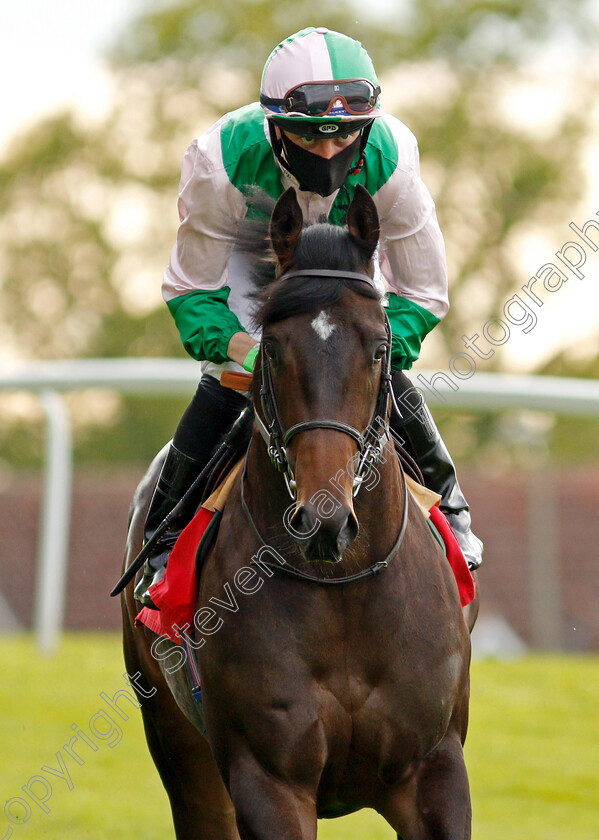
[134,26,483,607]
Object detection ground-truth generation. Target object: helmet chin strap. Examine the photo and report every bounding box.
[268,121,289,176]
[351,119,373,176]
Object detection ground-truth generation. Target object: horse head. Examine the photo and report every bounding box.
[252,186,392,564]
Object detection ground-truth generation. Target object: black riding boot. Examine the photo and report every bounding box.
[134,374,249,608]
[390,372,483,570]
[133,444,203,607]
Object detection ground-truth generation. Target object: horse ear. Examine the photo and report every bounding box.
[347,184,380,258]
[270,187,303,267]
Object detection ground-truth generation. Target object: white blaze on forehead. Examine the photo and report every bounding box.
[311,310,337,341]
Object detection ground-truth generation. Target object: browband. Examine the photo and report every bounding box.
[276,268,376,288]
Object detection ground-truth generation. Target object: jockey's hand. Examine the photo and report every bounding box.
[227,331,258,368]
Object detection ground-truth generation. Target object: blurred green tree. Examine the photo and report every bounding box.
[0,0,597,466]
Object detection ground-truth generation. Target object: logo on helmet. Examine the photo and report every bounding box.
[318,124,339,134]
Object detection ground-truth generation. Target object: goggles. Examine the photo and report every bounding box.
[261,78,381,118]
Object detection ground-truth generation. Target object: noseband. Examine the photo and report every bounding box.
[252,269,393,500]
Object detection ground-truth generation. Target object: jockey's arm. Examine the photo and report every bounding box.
[378,167,449,370]
[163,132,258,368]
[227,331,258,367]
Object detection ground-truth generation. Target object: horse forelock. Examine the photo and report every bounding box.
[250,222,381,329]
[291,223,363,273]
[235,188,381,328]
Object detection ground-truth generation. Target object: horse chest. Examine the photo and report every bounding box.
[353,669,458,750]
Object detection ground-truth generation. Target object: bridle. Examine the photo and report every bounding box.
[241,267,410,585]
[252,268,394,500]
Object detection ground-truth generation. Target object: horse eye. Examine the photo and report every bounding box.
[263,340,278,362]
[373,343,388,362]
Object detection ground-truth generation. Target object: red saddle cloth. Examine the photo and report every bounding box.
[136,507,216,644]
[428,505,476,608]
[136,500,476,645]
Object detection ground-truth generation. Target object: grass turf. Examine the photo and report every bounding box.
[0,634,597,838]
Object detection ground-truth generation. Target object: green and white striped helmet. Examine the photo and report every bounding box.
[260,27,382,138]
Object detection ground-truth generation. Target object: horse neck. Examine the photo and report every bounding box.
[244,431,293,532]
[351,439,406,558]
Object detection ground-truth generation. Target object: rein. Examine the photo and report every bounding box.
[242,267,409,585]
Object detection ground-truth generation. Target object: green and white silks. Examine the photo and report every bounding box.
[163,102,446,376]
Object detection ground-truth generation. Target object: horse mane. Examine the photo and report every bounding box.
[237,187,382,330]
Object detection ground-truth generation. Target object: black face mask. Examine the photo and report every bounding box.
[278,133,362,196]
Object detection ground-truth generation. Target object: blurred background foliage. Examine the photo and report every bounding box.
[1,0,598,468]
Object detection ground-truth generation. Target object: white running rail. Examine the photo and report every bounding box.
[1,359,599,653]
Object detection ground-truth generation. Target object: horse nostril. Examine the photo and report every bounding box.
[289,502,359,562]
[338,510,359,553]
[288,504,321,541]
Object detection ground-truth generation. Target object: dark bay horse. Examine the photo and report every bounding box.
[121,186,475,839]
